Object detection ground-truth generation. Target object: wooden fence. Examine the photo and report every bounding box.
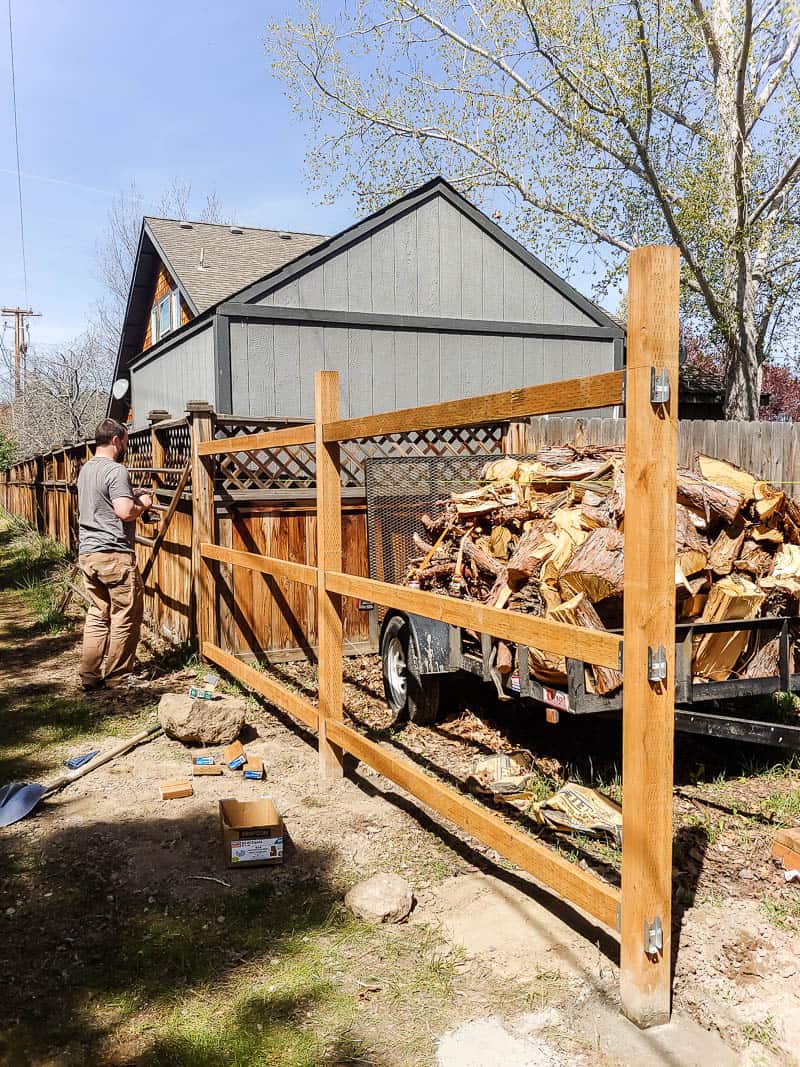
[191,246,681,1027]
[1,247,685,1024]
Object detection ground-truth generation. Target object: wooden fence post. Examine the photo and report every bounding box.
[148,410,170,493]
[315,371,345,778]
[620,246,680,1027]
[187,402,216,655]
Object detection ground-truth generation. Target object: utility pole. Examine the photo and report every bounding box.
[2,307,41,397]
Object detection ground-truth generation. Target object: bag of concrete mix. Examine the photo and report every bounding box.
[531,783,622,846]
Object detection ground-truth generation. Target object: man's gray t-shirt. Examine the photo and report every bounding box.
[77,457,136,554]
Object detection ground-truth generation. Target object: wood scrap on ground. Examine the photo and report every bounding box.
[402,448,800,693]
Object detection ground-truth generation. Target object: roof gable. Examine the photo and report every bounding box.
[226,178,622,333]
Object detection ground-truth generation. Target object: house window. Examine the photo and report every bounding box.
[150,288,180,345]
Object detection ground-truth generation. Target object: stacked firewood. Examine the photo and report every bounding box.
[404,447,800,695]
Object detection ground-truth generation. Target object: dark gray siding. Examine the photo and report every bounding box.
[230,321,615,419]
[130,324,215,426]
[256,197,596,326]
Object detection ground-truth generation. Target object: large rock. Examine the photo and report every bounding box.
[158,692,246,745]
[344,873,414,924]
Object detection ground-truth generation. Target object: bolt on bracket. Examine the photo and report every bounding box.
[650,367,670,405]
[647,645,667,683]
[644,915,663,956]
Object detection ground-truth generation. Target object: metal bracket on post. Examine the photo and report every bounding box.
[647,645,667,683]
[650,367,670,405]
[644,916,663,956]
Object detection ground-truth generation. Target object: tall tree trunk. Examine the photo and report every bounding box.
[724,333,761,420]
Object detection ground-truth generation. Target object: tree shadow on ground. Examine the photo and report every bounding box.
[0,808,386,1067]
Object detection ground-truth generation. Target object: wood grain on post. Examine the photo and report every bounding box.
[315,372,345,777]
[187,402,216,654]
[620,246,680,1027]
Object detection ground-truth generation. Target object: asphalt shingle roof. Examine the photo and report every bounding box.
[144,217,328,313]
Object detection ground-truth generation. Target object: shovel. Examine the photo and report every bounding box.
[0,723,163,827]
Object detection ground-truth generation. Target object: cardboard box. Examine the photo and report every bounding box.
[193,754,216,766]
[219,797,284,868]
[243,758,264,781]
[224,741,246,770]
[160,778,193,800]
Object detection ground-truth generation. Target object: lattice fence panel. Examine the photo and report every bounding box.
[209,421,506,493]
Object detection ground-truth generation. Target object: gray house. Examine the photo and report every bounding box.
[109,178,624,427]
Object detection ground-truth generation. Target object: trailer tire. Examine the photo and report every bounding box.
[381,615,440,725]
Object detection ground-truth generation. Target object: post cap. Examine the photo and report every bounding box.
[185,401,214,415]
[147,409,171,424]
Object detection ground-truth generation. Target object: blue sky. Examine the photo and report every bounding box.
[0,1,358,348]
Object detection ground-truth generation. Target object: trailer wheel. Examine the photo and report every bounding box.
[381,615,440,725]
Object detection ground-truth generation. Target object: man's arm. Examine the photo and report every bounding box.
[108,467,152,521]
[112,495,151,521]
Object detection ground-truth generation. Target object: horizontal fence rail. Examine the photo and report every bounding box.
[325,571,623,669]
[323,370,624,441]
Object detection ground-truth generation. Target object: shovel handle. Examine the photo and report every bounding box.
[43,723,163,796]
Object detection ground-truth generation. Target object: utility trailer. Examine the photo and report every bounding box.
[365,455,800,751]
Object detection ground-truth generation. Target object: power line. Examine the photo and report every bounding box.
[7,0,28,303]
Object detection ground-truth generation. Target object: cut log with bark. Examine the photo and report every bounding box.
[678,469,744,524]
[558,528,624,603]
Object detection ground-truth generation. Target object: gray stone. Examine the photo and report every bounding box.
[158,692,246,745]
[344,873,414,924]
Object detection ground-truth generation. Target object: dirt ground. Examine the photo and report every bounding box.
[1,517,800,1065]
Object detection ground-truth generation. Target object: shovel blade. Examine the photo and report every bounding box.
[0,782,46,827]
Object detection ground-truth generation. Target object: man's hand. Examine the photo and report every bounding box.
[133,489,154,509]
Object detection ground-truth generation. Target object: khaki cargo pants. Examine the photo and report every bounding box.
[79,551,144,688]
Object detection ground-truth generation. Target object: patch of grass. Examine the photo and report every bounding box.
[0,512,72,631]
[762,895,800,931]
[741,1014,781,1054]
[758,789,800,825]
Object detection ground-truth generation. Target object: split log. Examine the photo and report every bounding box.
[708,516,746,576]
[697,454,756,501]
[505,521,556,587]
[754,482,785,522]
[678,469,744,524]
[496,641,513,675]
[676,504,709,576]
[734,539,774,578]
[558,527,624,603]
[694,575,766,681]
[527,592,622,695]
[750,523,783,545]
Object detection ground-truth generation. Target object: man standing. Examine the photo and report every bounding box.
[77,418,152,690]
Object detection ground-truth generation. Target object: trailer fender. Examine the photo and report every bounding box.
[380,611,452,674]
